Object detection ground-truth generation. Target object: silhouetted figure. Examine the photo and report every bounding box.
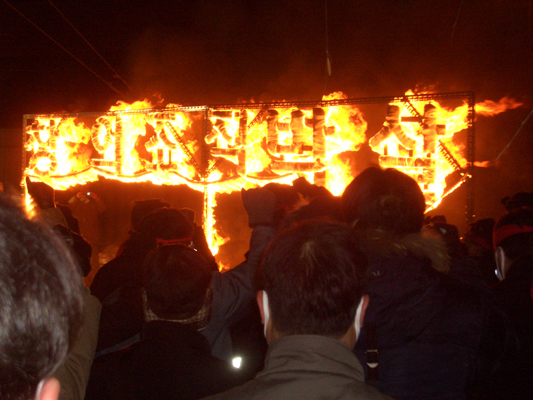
[91,207,193,301]
[68,192,106,285]
[96,186,286,364]
[489,209,533,398]
[341,167,513,400]
[424,216,491,288]
[86,244,245,400]
[462,218,499,287]
[501,192,533,213]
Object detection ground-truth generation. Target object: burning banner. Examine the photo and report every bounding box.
[23,91,481,254]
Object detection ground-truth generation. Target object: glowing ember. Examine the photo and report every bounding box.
[22,91,519,256]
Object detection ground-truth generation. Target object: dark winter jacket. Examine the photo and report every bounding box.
[86,321,246,400]
[91,227,219,302]
[90,233,150,302]
[354,231,513,400]
[490,255,533,398]
[95,225,276,361]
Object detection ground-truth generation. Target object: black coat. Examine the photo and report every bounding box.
[354,233,514,400]
[86,321,246,400]
[490,255,533,398]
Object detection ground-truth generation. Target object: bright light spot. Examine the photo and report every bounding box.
[36,157,51,172]
[232,357,242,369]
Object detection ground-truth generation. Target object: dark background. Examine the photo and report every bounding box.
[1,0,532,265]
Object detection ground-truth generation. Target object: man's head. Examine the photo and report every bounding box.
[501,192,533,214]
[493,209,533,281]
[341,167,426,237]
[0,194,83,400]
[463,218,495,256]
[142,244,212,329]
[138,207,194,246]
[256,221,369,347]
[130,199,171,233]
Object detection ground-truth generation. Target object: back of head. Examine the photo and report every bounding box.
[502,192,533,214]
[0,194,83,399]
[281,195,342,231]
[130,199,171,233]
[142,244,212,323]
[258,220,367,338]
[464,218,495,254]
[138,207,194,246]
[493,209,533,261]
[341,167,426,237]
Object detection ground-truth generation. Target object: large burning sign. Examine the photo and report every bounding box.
[23,91,477,253]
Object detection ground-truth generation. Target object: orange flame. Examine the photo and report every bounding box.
[475,96,523,116]
[23,92,516,263]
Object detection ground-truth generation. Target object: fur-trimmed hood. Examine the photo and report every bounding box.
[355,229,451,274]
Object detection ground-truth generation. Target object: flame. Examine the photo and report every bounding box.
[475,96,522,116]
[110,99,156,111]
[370,91,475,207]
[23,91,514,265]
[327,156,354,196]
[474,161,491,168]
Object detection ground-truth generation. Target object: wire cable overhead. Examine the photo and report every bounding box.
[46,0,134,93]
[2,0,128,97]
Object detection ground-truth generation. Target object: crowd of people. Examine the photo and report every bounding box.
[1,167,532,400]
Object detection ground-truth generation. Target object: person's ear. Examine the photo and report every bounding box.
[359,294,369,328]
[256,290,274,341]
[35,378,61,400]
[256,290,265,324]
[494,246,508,281]
[354,294,370,341]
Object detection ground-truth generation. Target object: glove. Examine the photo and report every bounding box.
[241,187,277,228]
[26,177,55,209]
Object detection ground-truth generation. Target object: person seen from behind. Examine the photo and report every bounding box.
[489,208,533,398]
[0,193,84,400]
[203,221,391,400]
[86,243,245,400]
[340,166,513,400]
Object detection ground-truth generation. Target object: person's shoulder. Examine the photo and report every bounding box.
[200,380,393,400]
[199,376,271,400]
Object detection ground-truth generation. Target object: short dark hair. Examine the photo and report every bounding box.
[501,192,533,213]
[142,244,212,319]
[138,207,194,243]
[494,209,533,260]
[257,221,368,338]
[280,196,342,231]
[341,167,426,237]
[130,199,171,232]
[0,194,83,399]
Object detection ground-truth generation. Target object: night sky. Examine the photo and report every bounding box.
[1,0,532,232]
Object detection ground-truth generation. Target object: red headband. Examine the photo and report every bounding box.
[156,236,193,246]
[493,224,533,248]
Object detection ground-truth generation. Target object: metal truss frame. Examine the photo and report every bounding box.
[23,91,475,224]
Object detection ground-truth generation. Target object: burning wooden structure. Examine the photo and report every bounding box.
[22,91,475,254]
